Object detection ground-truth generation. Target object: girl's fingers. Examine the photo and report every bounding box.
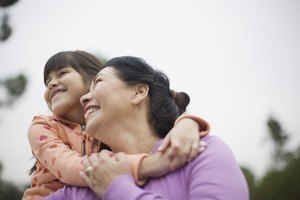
[83,155,92,169]
[168,138,180,158]
[157,134,170,152]
[79,171,90,184]
[114,152,127,161]
[198,141,207,153]
[188,141,200,162]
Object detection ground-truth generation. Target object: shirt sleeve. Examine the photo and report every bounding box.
[187,136,249,199]
[28,116,87,186]
[174,114,210,138]
[42,186,100,200]
[105,136,249,200]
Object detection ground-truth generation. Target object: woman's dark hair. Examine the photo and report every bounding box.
[44,50,105,85]
[104,56,190,138]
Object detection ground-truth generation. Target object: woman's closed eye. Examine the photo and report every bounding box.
[94,78,102,85]
[89,78,103,91]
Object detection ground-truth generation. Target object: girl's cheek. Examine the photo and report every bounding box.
[44,90,51,103]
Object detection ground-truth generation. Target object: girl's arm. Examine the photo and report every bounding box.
[29,116,161,187]
[28,116,88,186]
[79,137,248,200]
[137,114,209,182]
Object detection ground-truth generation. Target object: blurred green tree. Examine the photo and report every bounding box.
[0,73,27,107]
[267,117,290,169]
[0,161,24,200]
[0,2,28,198]
[0,0,19,41]
[249,117,300,200]
[240,166,257,199]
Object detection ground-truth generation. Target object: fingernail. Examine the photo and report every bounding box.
[199,141,207,146]
[199,147,206,152]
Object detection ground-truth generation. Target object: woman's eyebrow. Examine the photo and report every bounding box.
[92,73,104,85]
[92,74,100,84]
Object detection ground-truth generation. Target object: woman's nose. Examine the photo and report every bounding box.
[80,92,92,107]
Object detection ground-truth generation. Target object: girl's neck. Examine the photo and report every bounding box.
[60,108,85,125]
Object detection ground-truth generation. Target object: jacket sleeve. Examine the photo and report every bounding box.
[127,153,149,186]
[174,114,210,137]
[28,116,151,187]
[28,116,88,186]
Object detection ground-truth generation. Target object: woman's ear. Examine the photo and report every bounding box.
[132,83,149,105]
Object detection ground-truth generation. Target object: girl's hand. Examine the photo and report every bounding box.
[80,150,131,198]
[138,117,207,180]
[138,140,207,180]
[158,118,206,170]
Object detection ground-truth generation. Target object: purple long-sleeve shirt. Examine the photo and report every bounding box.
[43,135,249,200]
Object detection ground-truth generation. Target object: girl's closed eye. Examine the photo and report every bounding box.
[58,70,68,78]
[45,79,51,87]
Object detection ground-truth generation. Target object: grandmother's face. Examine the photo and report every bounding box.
[80,67,135,140]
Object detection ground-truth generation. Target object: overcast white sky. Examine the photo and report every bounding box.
[0,0,299,185]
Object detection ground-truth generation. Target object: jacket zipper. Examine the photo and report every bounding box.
[81,125,86,156]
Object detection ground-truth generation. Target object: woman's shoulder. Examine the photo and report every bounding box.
[187,135,249,199]
[192,134,238,166]
[201,134,227,147]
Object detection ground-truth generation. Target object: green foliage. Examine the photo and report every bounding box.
[0,73,27,107]
[0,182,24,200]
[0,161,24,200]
[255,154,300,200]
[0,13,11,41]
[267,117,289,169]
[244,116,300,200]
[240,166,257,198]
[0,0,19,7]
[3,74,27,96]
[0,0,19,42]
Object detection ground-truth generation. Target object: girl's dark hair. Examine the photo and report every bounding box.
[104,56,190,138]
[30,51,105,175]
[44,50,105,85]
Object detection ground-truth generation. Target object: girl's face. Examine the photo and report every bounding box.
[44,66,90,123]
[80,67,134,139]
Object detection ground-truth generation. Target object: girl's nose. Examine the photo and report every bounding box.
[48,79,58,89]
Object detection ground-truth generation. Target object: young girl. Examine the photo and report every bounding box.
[22,50,209,200]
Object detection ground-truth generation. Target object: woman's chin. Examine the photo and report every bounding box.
[85,123,97,137]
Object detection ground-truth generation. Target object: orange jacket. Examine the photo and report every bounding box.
[23,115,101,200]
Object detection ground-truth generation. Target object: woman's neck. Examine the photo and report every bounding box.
[108,126,160,154]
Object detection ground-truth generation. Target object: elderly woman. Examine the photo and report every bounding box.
[44,56,249,200]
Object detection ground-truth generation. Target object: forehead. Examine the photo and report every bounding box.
[44,66,77,83]
[95,67,117,79]
[46,66,73,76]
[91,67,121,88]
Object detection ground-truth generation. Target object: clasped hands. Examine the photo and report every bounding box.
[79,141,207,198]
[80,150,131,198]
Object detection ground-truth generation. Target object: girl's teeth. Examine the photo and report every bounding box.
[53,91,63,97]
